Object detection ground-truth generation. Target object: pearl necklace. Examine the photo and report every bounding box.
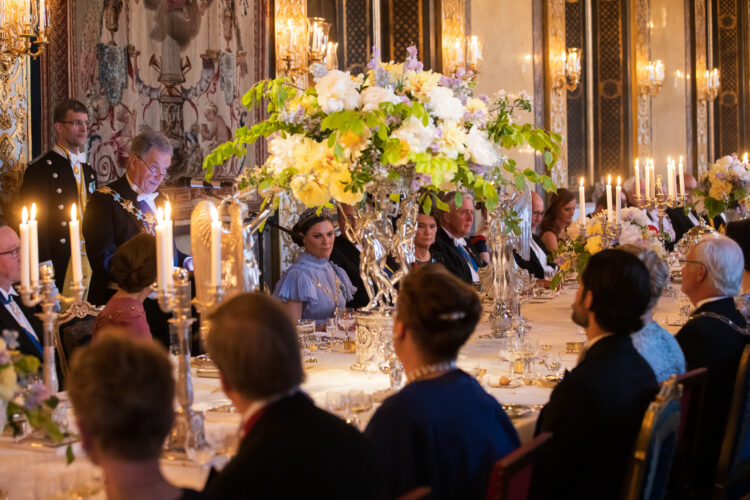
[406,360,457,383]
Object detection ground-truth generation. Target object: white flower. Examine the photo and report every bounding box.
[315,70,361,113]
[427,86,465,121]
[465,126,500,166]
[266,134,307,177]
[360,86,401,112]
[392,115,436,155]
[618,224,645,246]
[437,120,467,159]
[566,220,583,240]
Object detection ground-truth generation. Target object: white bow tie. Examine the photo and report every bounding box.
[69,152,86,166]
[136,193,158,203]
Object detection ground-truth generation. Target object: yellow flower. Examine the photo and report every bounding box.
[708,179,731,201]
[585,235,603,255]
[559,259,572,272]
[339,128,371,159]
[588,221,603,236]
[328,167,364,205]
[290,174,331,207]
[437,120,467,159]
[403,69,442,101]
[465,97,488,116]
[0,366,17,401]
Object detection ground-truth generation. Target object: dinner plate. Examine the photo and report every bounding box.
[501,404,533,419]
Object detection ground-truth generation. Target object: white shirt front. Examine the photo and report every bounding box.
[53,144,85,187]
[443,228,480,283]
[125,174,157,213]
[530,238,555,275]
[0,287,39,342]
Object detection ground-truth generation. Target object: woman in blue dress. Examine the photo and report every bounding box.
[274,208,356,323]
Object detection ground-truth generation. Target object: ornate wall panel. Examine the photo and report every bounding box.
[339,0,371,74]
[592,0,630,178]
[0,59,30,216]
[41,0,71,152]
[387,0,424,61]
[713,0,746,157]
[544,0,568,188]
[632,0,652,160]
[694,0,709,172]
[565,0,586,186]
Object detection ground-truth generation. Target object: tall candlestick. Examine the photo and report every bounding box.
[578,178,586,225]
[69,204,83,284]
[606,175,613,216]
[20,207,30,290]
[155,207,166,293]
[29,203,39,287]
[616,177,622,226]
[678,156,685,199]
[211,204,221,288]
[634,160,641,198]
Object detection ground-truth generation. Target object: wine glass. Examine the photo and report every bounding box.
[325,318,338,351]
[336,308,356,334]
[296,319,318,363]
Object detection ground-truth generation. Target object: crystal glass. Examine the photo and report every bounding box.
[296,319,318,363]
[336,308,356,333]
[325,318,338,351]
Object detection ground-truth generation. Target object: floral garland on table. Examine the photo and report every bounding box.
[550,207,664,288]
[203,46,561,222]
[693,154,750,220]
[0,330,73,462]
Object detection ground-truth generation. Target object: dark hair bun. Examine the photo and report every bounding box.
[109,233,158,293]
[291,208,334,247]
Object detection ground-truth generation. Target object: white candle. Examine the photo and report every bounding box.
[69,204,83,285]
[644,163,651,201]
[29,203,39,287]
[744,152,748,165]
[578,178,586,225]
[634,160,641,198]
[616,177,622,226]
[164,201,174,289]
[20,207,30,290]
[606,175,613,217]
[678,156,685,199]
[667,159,675,198]
[155,207,166,293]
[211,204,221,288]
[651,160,656,199]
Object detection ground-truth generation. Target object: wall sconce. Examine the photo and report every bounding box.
[699,68,720,101]
[325,41,338,70]
[0,0,49,73]
[306,17,330,65]
[466,35,483,73]
[442,35,483,77]
[553,48,581,95]
[274,8,332,87]
[639,60,664,96]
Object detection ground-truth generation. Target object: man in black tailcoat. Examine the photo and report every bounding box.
[676,234,748,492]
[83,131,189,347]
[666,173,725,243]
[531,249,659,499]
[16,99,97,291]
[515,191,556,280]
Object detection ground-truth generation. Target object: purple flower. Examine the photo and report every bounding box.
[25,381,51,410]
[412,173,433,190]
[429,143,441,153]
[374,66,388,87]
[2,330,18,350]
[404,45,423,72]
[367,46,380,70]
[309,63,329,80]
[468,162,487,176]
[0,352,9,365]
[478,94,489,103]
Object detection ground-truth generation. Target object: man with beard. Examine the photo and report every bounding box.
[531,249,659,499]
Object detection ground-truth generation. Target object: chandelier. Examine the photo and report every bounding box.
[639,60,664,97]
[0,0,49,71]
[699,68,720,102]
[274,4,333,88]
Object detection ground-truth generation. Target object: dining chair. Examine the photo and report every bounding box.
[623,375,682,500]
[53,300,103,381]
[395,486,432,500]
[484,432,552,500]
[714,345,750,500]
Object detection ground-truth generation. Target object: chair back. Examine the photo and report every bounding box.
[485,432,552,500]
[667,367,707,494]
[395,486,432,500]
[714,345,750,497]
[53,301,103,379]
[623,375,682,500]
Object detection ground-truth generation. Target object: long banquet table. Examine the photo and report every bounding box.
[0,286,684,498]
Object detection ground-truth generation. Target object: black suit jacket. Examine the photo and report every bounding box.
[0,296,43,361]
[676,297,748,489]
[532,334,659,499]
[429,227,484,284]
[330,236,369,309]
[514,234,550,280]
[16,151,97,289]
[667,207,724,243]
[203,392,386,500]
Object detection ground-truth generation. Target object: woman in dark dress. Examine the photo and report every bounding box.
[364,264,520,499]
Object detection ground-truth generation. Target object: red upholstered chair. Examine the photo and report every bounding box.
[714,345,750,500]
[396,486,431,500]
[485,432,552,500]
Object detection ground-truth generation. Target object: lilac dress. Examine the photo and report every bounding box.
[273,253,356,322]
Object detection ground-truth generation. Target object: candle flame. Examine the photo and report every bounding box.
[617,176,621,186]
[21,206,28,224]
[679,156,683,163]
[607,175,611,184]
[156,206,163,223]
[70,203,77,221]
[30,203,37,221]
[580,177,584,187]
[744,152,748,164]
[635,159,639,167]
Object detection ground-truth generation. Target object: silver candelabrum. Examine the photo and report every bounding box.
[18,265,85,394]
[156,267,214,458]
[635,175,688,245]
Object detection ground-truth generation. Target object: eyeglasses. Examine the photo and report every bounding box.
[0,247,20,258]
[681,259,705,267]
[532,211,544,216]
[59,120,89,128]
[134,154,169,178]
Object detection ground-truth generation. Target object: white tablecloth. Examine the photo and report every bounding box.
[0,287,683,498]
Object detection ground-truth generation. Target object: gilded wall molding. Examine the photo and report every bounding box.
[632,0,651,160]
[695,0,709,173]
[0,58,30,214]
[545,0,568,188]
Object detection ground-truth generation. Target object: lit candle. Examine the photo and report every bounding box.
[579,178,586,225]
[634,159,641,198]
[743,152,748,165]
[678,156,685,199]
[39,0,46,29]
[616,177,622,226]
[650,159,656,199]
[644,161,651,201]
[667,158,675,199]
[20,207,30,290]
[155,207,166,293]
[69,204,83,285]
[211,204,221,288]
[164,201,174,289]
[29,203,39,287]
[606,175,613,217]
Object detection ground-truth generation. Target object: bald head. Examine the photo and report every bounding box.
[684,174,697,203]
[531,192,544,230]
[0,225,20,290]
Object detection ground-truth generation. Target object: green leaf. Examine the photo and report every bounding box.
[514,173,526,192]
[542,175,557,192]
[543,151,553,167]
[454,191,463,208]
[434,197,450,212]
[66,445,75,464]
[334,142,344,159]
[422,194,433,214]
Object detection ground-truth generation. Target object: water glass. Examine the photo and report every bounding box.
[296,319,318,363]
[325,318,339,351]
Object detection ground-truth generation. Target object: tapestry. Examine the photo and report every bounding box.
[68,0,266,186]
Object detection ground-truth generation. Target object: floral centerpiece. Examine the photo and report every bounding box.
[550,207,664,288]
[0,330,72,462]
[203,46,560,217]
[693,154,750,220]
